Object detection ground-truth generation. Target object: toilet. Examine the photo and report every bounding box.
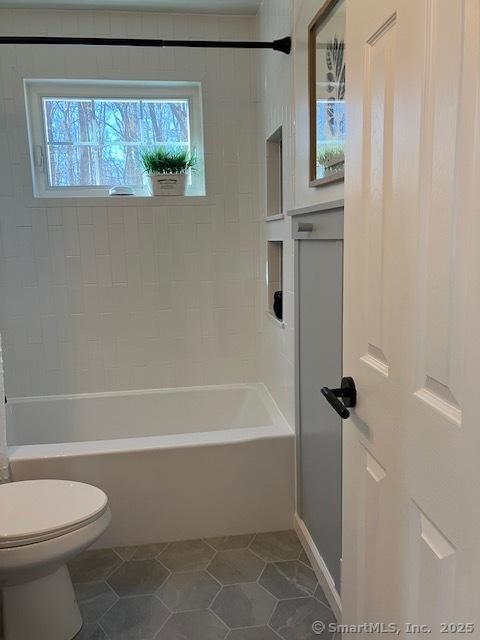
[0,479,111,640]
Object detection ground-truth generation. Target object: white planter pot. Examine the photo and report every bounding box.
[147,173,187,196]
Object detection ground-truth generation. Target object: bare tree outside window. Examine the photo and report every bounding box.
[43,97,190,188]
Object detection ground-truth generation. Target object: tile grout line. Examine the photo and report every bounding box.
[153,609,173,637]
[207,605,231,638]
[72,531,317,639]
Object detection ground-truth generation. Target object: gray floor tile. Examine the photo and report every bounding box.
[156,570,221,611]
[69,549,123,583]
[207,549,265,585]
[250,532,302,562]
[298,549,312,567]
[113,546,137,561]
[227,628,280,640]
[114,543,169,561]
[100,595,169,640]
[159,540,216,572]
[206,534,255,551]
[313,584,330,608]
[211,583,277,629]
[74,623,108,640]
[74,581,118,625]
[107,559,169,597]
[155,610,228,640]
[259,561,317,599]
[270,597,336,640]
[63,535,335,640]
[138,544,169,560]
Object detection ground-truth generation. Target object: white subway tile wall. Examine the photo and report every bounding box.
[0,10,263,397]
[258,0,295,427]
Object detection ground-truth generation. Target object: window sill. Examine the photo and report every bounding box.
[264,213,285,222]
[28,194,213,207]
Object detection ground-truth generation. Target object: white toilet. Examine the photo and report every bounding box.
[0,479,111,640]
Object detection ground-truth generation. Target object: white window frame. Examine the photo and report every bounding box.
[24,79,205,198]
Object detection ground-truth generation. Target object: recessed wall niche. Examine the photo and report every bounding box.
[266,127,283,218]
[267,240,283,322]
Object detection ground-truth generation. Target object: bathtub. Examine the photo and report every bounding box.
[6,383,294,547]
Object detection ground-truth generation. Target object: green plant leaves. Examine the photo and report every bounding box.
[317,144,344,169]
[141,146,197,174]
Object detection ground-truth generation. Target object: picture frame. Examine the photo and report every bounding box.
[308,0,346,187]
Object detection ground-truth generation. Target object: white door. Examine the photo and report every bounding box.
[343,0,480,632]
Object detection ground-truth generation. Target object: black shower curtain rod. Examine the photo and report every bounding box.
[0,35,291,54]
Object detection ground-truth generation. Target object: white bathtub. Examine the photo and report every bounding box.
[6,383,294,547]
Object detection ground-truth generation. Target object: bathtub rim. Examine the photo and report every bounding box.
[7,383,293,462]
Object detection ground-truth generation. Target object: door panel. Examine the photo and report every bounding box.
[360,446,388,623]
[406,503,457,631]
[413,0,465,428]
[405,0,480,629]
[363,15,396,378]
[343,0,410,625]
[344,0,480,630]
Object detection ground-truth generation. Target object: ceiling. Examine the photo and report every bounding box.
[0,0,262,13]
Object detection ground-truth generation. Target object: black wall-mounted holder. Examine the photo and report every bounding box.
[0,35,292,54]
[321,376,357,419]
[273,291,283,321]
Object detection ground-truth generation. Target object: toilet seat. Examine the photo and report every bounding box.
[0,479,108,549]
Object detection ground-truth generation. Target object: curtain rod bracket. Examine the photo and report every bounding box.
[272,37,291,54]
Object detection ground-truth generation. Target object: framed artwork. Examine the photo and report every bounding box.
[308,0,346,187]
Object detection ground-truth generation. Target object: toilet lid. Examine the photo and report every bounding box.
[0,480,108,548]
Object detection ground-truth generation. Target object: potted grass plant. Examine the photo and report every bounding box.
[141,147,197,196]
[317,145,345,176]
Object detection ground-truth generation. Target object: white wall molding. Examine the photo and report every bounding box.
[0,335,10,482]
[294,513,342,621]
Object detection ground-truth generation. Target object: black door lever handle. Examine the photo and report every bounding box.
[321,387,350,419]
[321,376,357,419]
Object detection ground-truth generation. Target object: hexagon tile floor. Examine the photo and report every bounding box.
[0,530,337,640]
[66,529,337,640]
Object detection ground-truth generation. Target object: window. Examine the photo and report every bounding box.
[24,80,205,197]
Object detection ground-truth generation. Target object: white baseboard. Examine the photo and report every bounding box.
[294,513,342,621]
